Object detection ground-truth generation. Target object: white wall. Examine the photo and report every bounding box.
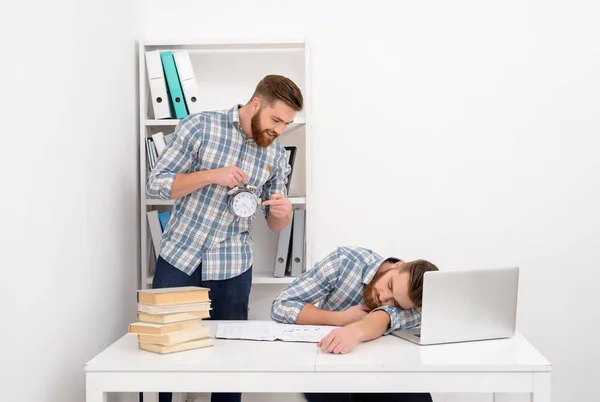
[0,1,138,401]
[134,1,600,402]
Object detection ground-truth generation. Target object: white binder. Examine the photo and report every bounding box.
[146,210,163,258]
[151,132,167,155]
[173,51,202,114]
[290,210,306,277]
[145,50,171,119]
[273,218,293,277]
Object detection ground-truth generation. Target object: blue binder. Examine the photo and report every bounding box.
[160,51,188,119]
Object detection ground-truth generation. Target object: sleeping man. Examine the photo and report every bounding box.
[270,245,438,402]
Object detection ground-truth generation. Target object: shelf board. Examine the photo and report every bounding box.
[146,196,306,206]
[142,39,305,51]
[252,272,298,284]
[145,272,297,286]
[145,117,306,127]
[146,199,175,205]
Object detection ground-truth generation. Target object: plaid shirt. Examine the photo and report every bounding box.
[146,105,291,280]
[270,246,422,334]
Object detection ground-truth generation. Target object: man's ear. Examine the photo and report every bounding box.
[251,96,261,111]
[392,260,405,269]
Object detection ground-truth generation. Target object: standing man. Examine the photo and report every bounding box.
[271,245,438,402]
[146,74,304,402]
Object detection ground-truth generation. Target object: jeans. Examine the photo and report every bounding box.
[303,393,433,402]
[149,255,253,402]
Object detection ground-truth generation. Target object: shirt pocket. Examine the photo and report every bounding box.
[252,161,273,197]
[241,155,270,186]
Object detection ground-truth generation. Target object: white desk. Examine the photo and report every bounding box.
[85,321,551,402]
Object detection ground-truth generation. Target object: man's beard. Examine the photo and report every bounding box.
[363,269,388,310]
[251,109,275,148]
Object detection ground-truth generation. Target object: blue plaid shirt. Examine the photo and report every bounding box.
[270,246,422,334]
[146,105,291,280]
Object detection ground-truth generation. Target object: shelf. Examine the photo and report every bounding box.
[251,272,298,284]
[145,117,306,127]
[143,38,305,50]
[146,196,306,206]
[139,38,311,292]
[146,199,176,205]
[146,272,297,286]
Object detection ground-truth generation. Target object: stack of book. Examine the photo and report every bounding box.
[128,286,213,354]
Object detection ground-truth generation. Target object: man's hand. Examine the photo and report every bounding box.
[209,166,248,187]
[262,194,292,219]
[317,326,362,354]
[340,305,370,326]
[317,310,392,354]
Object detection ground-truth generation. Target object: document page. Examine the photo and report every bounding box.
[215,322,337,343]
[215,322,278,341]
[276,324,337,343]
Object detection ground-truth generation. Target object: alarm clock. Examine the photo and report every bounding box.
[226,182,261,219]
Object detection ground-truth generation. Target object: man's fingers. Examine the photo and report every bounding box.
[332,341,346,354]
[231,167,248,182]
[327,338,341,353]
[267,204,287,212]
[262,199,287,207]
[319,334,333,351]
[233,171,245,183]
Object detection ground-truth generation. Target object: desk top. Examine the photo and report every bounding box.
[315,331,551,372]
[85,321,317,372]
[85,320,550,373]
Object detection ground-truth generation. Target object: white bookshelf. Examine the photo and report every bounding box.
[138,38,312,290]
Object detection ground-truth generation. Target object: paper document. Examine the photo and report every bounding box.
[216,322,337,343]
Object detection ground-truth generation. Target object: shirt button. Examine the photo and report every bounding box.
[211,231,215,235]
[203,250,207,254]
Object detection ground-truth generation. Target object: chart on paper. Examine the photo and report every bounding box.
[215,322,337,343]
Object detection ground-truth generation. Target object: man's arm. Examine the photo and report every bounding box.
[317,306,422,354]
[264,195,293,232]
[296,303,368,326]
[146,117,204,200]
[170,166,248,199]
[169,171,213,200]
[146,116,248,200]
[270,249,350,326]
[261,147,293,232]
[348,310,391,341]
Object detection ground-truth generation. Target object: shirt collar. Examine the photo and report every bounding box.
[227,104,245,134]
[362,257,386,285]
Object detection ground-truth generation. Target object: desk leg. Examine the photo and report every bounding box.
[531,373,551,402]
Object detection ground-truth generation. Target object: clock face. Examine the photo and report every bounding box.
[231,191,257,218]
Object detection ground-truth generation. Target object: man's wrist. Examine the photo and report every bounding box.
[200,170,214,186]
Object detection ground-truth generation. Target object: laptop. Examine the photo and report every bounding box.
[391,266,519,345]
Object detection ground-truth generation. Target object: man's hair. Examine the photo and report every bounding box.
[251,75,303,111]
[397,259,439,308]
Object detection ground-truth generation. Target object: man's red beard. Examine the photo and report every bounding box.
[363,269,388,310]
[251,109,276,147]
